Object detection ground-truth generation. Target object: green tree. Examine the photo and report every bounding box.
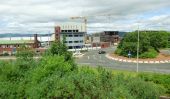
[16,45,34,61]
[116,31,169,58]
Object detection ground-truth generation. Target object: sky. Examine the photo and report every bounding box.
[0,0,170,34]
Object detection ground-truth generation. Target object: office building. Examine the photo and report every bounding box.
[52,23,86,50]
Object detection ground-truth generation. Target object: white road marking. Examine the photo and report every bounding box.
[87,56,90,60]
[79,63,91,65]
[99,56,101,59]
[93,55,96,59]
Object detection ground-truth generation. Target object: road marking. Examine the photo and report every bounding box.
[93,55,96,59]
[99,56,101,59]
[79,63,91,65]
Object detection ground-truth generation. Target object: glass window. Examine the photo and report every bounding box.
[74,41,79,43]
[74,35,78,37]
[68,46,73,49]
[69,41,72,43]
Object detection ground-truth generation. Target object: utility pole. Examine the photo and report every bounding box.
[137,25,140,72]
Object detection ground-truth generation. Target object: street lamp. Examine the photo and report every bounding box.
[137,25,140,72]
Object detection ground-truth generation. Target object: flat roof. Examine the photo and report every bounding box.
[0,40,35,45]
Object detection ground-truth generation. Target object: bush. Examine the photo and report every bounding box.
[138,73,170,94]
[3,52,10,56]
[0,59,166,99]
[117,31,170,58]
[139,48,158,58]
[114,48,122,55]
[127,77,165,99]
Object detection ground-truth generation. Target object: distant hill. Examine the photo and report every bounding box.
[0,33,52,38]
[118,32,127,37]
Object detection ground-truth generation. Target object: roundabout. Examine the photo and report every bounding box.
[76,47,170,74]
[106,53,170,64]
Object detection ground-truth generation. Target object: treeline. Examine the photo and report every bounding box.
[0,41,169,98]
[115,31,170,58]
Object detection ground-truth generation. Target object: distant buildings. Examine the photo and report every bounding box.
[0,34,40,55]
[89,31,120,48]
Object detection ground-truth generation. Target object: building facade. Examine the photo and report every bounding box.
[52,23,86,50]
[90,31,120,48]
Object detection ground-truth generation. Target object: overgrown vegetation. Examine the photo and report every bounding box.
[115,31,170,58]
[0,40,169,98]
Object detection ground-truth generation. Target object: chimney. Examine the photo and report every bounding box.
[34,34,38,48]
[34,34,38,42]
[54,26,61,41]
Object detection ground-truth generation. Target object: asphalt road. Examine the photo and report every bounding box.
[75,47,170,74]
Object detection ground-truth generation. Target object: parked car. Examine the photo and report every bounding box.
[98,50,106,54]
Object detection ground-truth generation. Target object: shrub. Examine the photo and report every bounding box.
[139,48,158,58]
[127,77,166,99]
[117,31,169,58]
[3,52,9,56]
[138,73,170,94]
[114,48,122,55]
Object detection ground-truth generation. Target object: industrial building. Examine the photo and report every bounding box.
[89,31,120,48]
[0,34,40,55]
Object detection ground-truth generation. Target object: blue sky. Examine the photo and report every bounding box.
[0,0,170,34]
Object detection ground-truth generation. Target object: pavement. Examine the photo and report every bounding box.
[75,47,170,74]
[106,54,170,64]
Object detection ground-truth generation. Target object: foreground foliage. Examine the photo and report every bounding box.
[0,57,167,98]
[0,41,168,98]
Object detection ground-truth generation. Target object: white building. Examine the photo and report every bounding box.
[52,23,86,50]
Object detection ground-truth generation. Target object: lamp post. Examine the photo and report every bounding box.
[137,25,140,72]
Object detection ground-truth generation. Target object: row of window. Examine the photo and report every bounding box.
[63,34,83,37]
[68,46,83,49]
[61,30,79,33]
[0,45,32,48]
[65,40,84,43]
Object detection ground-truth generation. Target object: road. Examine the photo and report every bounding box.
[75,47,170,74]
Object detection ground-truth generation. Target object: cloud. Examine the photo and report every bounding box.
[0,0,170,33]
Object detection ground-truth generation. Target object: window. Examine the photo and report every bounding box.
[69,41,72,43]
[69,35,72,37]
[74,41,79,43]
[68,30,72,32]
[74,35,78,37]
[68,46,73,49]
[80,41,83,43]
